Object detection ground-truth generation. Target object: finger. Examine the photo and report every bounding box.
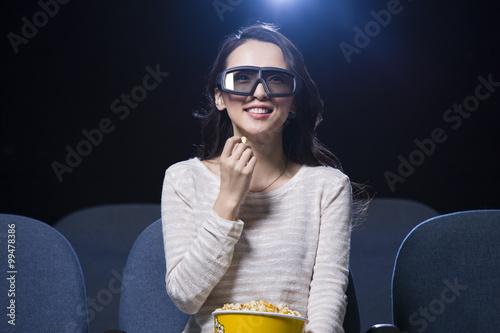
[231,149,255,177]
[231,142,241,156]
[238,146,255,165]
[221,136,241,159]
[245,154,257,172]
[230,148,251,172]
[231,142,252,161]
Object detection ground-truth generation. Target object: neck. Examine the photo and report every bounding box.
[246,134,288,192]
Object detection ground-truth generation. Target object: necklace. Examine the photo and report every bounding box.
[250,159,288,193]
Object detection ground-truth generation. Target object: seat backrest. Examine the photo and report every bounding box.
[119,219,191,333]
[0,214,89,333]
[54,203,160,332]
[350,198,439,330]
[392,210,500,333]
[119,219,361,332]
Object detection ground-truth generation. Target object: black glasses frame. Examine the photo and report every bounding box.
[216,66,300,97]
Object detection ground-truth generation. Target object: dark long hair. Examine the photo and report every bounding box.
[194,23,369,220]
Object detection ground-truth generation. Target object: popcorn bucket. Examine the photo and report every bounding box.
[213,310,307,333]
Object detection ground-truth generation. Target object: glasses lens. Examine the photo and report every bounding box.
[262,70,295,95]
[223,68,296,95]
[224,69,259,93]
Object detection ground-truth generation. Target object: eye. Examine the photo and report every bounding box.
[268,75,286,84]
[232,70,256,82]
[235,74,251,81]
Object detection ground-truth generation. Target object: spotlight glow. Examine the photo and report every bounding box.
[270,0,299,3]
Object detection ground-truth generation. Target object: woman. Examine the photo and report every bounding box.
[162,22,365,332]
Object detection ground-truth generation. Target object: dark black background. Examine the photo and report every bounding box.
[1,0,499,225]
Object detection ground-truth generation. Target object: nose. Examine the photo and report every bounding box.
[252,82,269,99]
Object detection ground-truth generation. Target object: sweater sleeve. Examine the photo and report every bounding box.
[161,165,244,314]
[306,172,352,333]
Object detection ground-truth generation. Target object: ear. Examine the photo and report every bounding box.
[214,88,225,110]
[289,102,297,115]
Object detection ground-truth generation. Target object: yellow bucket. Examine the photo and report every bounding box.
[213,310,308,333]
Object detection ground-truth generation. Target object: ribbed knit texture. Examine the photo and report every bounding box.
[162,158,352,332]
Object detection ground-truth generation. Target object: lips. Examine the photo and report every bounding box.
[244,107,273,114]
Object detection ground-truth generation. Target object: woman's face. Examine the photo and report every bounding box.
[215,39,295,141]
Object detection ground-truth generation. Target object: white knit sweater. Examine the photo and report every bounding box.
[161,158,352,332]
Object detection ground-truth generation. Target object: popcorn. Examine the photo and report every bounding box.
[216,300,303,318]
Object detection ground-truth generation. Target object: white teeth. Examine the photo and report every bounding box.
[246,108,272,114]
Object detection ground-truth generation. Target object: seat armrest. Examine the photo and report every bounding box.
[365,323,400,333]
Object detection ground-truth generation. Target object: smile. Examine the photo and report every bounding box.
[244,107,273,114]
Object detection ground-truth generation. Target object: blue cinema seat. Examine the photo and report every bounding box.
[350,198,439,330]
[392,210,500,332]
[54,203,161,333]
[0,214,89,333]
[119,219,190,333]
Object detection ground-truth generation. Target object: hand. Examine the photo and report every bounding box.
[213,136,257,221]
